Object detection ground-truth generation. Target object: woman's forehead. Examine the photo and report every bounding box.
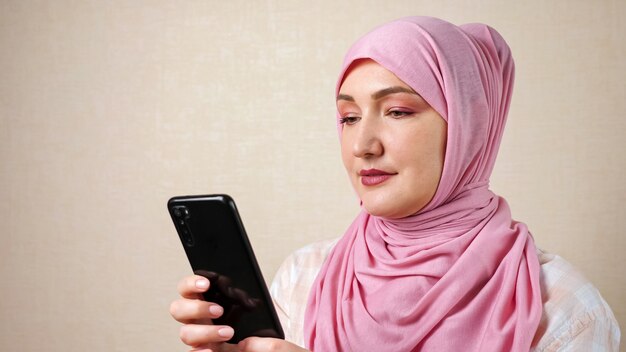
[337,59,416,96]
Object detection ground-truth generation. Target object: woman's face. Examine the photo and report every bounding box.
[337,59,447,219]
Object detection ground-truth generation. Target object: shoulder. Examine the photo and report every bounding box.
[270,238,339,346]
[282,238,338,271]
[271,238,338,295]
[532,249,621,351]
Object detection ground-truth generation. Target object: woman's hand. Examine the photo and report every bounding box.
[170,275,239,351]
[170,275,310,352]
[238,337,310,352]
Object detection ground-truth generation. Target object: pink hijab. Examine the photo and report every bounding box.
[304,17,542,351]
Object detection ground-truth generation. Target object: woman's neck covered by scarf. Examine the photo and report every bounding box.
[304,17,542,351]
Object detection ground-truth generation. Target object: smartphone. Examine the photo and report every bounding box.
[167,194,284,343]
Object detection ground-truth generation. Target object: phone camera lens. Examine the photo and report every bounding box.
[172,205,194,246]
[173,206,190,219]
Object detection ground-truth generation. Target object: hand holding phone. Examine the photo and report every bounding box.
[172,276,309,351]
[167,194,284,344]
[171,274,237,348]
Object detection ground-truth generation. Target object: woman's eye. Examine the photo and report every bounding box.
[339,116,360,125]
[388,110,413,118]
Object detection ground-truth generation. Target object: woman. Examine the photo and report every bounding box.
[170,17,620,351]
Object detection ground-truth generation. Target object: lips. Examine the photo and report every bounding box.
[359,168,396,186]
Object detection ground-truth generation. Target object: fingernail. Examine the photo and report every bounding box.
[195,279,209,289]
[218,327,234,338]
[209,305,223,316]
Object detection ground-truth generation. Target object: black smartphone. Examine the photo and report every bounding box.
[167,194,284,343]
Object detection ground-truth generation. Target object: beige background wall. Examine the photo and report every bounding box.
[0,0,623,350]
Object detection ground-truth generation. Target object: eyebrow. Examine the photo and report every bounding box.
[336,86,420,102]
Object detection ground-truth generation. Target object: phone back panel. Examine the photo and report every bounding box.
[168,194,284,343]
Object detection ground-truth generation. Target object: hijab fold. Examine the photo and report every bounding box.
[304,17,542,351]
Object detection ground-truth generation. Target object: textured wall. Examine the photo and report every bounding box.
[0,1,623,350]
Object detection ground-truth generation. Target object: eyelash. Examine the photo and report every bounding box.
[339,116,360,125]
[338,109,414,125]
[388,109,413,118]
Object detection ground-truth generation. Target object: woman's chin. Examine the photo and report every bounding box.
[361,200,418,219]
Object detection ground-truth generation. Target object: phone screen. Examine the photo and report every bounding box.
[168,195,284,343]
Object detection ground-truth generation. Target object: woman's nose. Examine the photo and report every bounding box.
[352,116,383,158]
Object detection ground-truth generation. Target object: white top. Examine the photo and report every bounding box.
[270,239,621,351]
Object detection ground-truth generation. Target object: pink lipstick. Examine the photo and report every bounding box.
[359,168,396,186]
